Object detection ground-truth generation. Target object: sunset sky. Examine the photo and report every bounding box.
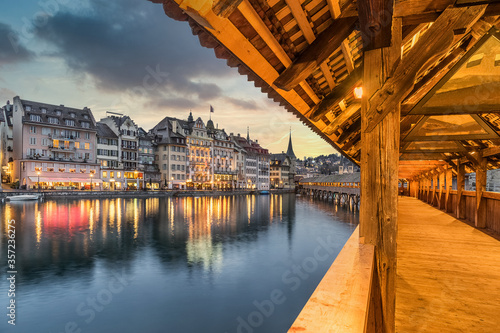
[0,0,338,158]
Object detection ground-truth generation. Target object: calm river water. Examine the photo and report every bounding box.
[0,194,357,333]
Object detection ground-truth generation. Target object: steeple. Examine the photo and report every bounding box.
[187,111,194,124]
[286,128,296,160]
[246,126,250,142]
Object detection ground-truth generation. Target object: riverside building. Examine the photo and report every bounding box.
[11,96,101,190]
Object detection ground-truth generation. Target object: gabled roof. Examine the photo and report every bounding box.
[96,122,118,139]
[19,97,96,130]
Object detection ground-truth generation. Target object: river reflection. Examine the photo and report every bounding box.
[0,194,357,333]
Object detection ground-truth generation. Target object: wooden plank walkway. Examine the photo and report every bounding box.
[396,196,500,332]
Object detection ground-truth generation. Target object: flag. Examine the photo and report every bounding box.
[210,105,214,113]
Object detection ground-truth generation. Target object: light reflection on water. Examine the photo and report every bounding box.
[0,194,357,333]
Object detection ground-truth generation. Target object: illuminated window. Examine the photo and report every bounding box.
[103,171,107,178]
[75,142,80,149]
[85,143,90,150]
[53,139,59,148]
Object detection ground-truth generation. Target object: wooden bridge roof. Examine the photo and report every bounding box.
[148,0,500,180]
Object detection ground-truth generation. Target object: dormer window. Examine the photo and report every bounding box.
[81,122,90,129]
[70,113,76,118]
[41,108,47,113]
[48,117,59,124]
[25,105,32,111]
[65,119,75,126]
[56,110,62,116]
[30,114,41,122]
[83,114,89,119]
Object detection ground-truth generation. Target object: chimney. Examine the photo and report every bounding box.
[60,104,64,107]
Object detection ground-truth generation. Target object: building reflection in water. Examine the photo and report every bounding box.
[0,194,357,283]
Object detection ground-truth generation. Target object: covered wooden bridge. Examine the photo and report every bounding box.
[299,173,360,206]
[147,0,500,331]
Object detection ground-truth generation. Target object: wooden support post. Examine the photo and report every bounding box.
[432,173,438,207]
[438,171,445,210]
[360,17,401,333]
[457,161,466,219]
[475,156,487,228]
[445,168,453,213]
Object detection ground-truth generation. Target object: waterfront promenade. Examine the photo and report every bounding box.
[0,187,294,200]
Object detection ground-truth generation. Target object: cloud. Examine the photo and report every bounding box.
[146,97,198,110]
[224,97,259,110]
[0,87,17,103]
[0,22,33,66]
[32,0,230,102]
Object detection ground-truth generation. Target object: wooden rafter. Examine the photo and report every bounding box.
[308,65,362,121]
[273,16,357,91]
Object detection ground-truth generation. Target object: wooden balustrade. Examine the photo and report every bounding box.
[415,187,500,234]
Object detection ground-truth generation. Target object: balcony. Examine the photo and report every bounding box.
[48,133,77,141]
[49,146,76,153]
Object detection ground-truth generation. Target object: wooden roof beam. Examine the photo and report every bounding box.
[364,5,487,133]
[308,65,362,121]
[358,0,394,51]
[237,0,320,104]
[324,103,361,135]
[327,0,356,74]
[273,16,357,91]
[285,0,337,90]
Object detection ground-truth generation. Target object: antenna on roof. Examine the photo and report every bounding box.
[106,111,124,116]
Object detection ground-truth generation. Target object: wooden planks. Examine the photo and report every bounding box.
[396,196,500,332]
[288,227,375,333]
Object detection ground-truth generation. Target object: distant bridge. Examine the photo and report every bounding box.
[299,173,360,207]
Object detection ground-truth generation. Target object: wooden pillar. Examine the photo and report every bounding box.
[427,176,432,204]
[456,161,466,219]
[360,18,401,333]
[475,156,487,228]
[438,171,445,210]
[445,168,453,213]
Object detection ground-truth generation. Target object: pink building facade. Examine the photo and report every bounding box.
[12,96,101,189]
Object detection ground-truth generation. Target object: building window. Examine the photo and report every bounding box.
[56,110,62,116]
[41,108,47,113]
[48,117,59,124]
[81,122,90,129]
[117,172,121,178]
[30,114,41,122]
[85,143,90,150]
[75,142,80,149]
[103,171,108,178]
[65,119,75,126]
[85,133,90,139]
[30,137,36,145]
[25,105,32,111]
[30,126,37,133]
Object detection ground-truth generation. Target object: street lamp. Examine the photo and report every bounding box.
[37,171,41,192]
[90,173,93,192]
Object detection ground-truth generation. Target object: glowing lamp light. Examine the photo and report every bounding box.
[354,86,363,99]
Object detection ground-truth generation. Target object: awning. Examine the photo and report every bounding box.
[28,177,103,183]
